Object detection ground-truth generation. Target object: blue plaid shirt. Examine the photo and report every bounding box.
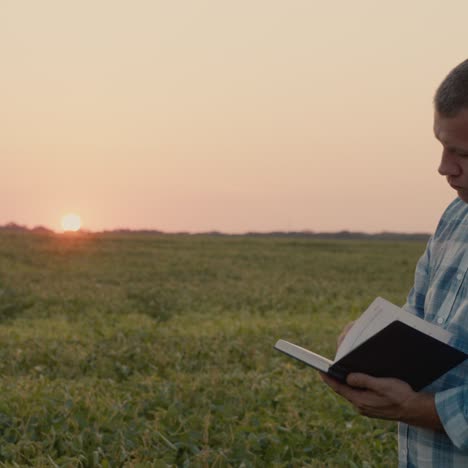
[400,197,468,467]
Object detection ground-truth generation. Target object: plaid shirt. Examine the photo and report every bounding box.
[400,197,468,467]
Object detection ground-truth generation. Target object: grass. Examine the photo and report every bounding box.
[0,230,425,466]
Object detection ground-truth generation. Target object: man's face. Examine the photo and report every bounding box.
[434,108,468,203]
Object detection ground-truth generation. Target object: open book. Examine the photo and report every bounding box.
[274,297,467,391]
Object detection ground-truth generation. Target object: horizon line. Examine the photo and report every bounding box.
[0,222,431,238]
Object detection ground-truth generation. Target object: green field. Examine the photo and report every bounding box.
[0,231,426,467]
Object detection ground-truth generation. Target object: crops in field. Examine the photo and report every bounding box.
[0,230,425,466]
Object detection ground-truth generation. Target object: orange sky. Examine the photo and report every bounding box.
[2,1,468,233]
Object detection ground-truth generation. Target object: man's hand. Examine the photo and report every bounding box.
[320,372,444,431]
[321,372,416,420]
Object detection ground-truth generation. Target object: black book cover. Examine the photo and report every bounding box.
[329,321,467,391]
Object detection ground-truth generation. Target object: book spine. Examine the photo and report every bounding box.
[328,365,349,384]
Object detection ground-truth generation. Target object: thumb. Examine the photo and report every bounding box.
[346,373,382,390]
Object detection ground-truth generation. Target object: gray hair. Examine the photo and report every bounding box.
[434,59,468,117]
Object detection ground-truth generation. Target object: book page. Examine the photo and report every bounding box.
[335,297,452,361]
[335,297,394,360]
[274,339,332,373]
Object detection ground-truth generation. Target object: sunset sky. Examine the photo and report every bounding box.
[2,1,468,233]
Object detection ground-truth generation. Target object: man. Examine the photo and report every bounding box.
[321,59,468,466]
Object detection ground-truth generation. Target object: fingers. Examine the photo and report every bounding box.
[347,374,414,398]
[346,373,383,390]
[322,371,385,394]
[321,373,363,401]
[320,372,341,387]
[322,372,416,422]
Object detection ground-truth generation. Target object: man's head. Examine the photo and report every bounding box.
[434,59,468,203]
[435,59,468,117]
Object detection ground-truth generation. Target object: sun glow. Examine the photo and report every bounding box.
[61,213,82,232]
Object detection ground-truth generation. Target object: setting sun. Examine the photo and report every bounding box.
[61,213,82,232]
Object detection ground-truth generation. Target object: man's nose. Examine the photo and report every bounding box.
[438,149,461,177]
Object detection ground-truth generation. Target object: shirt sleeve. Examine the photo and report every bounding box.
[404,236,468,450]
[435,386,468,450]
[402,236,433,319]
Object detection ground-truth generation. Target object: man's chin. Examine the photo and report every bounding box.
[456,191,468,204]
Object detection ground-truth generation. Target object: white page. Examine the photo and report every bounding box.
[274,339,332,372]
[335,297,452,361]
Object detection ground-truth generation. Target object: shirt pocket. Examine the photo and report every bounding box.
[424,265,467,328]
